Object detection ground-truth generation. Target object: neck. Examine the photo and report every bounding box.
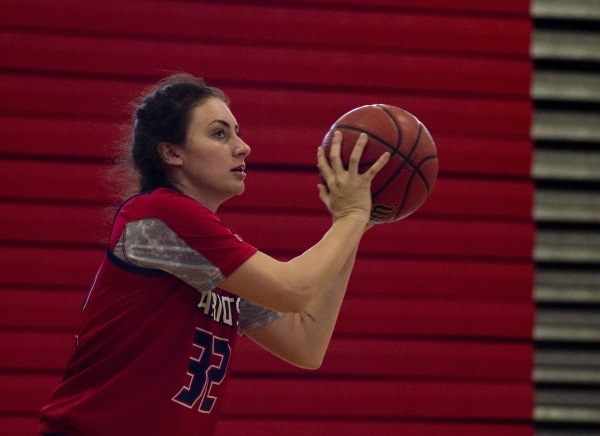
[169,180,223,213]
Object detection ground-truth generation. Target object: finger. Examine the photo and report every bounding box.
[317,146,334,181]
[347,132,368,174]
[329,131,345,174]
[362,151,391,180]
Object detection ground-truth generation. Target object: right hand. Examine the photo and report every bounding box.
[317,131,390,223]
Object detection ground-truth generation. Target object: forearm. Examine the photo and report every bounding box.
[283,213,366,300]
[296,244,358,366]
[219,213,366,313]
[246,244,359,369]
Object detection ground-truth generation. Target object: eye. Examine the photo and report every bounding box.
[213,129,226,139]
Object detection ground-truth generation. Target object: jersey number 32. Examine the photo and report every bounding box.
[172,328,231,413]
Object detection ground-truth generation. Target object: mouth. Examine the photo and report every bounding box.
[231,164,246,174]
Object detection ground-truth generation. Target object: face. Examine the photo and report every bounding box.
[167,97,251,211]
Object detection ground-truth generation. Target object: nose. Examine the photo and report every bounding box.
[235,136,251,157]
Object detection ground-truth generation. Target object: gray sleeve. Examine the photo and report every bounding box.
[114,218,283,334]
[113,218,225,293]
[237,298,282,336]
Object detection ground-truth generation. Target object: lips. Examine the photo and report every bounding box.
[231,164,246,177]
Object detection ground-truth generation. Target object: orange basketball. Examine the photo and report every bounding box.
[321,104,438,223]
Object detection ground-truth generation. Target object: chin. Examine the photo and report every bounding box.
[224,185,245,200]
[234,184,246,195]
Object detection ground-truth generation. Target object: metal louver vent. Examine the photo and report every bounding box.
[532,0,600,434]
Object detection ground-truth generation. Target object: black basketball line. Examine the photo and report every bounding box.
[390,153,438,222]
[413,154,438,193]
[333,125,397,153]
[372,123,423,199]
[332,110,437,216]
[375,104,402,154]
[391,158,421,221]
[334,124,422,174]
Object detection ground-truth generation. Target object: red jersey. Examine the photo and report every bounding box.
[39,188,280,436]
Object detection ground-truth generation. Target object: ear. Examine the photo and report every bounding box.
[157,142,183,167]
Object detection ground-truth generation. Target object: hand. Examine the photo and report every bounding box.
[317,131,390,223]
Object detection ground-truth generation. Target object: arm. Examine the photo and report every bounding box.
[219,132,389,313]
[244,237,364,369]
[218,215,363,313]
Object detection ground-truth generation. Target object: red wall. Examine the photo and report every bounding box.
[0,1,535,435]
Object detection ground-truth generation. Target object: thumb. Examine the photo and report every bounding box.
[317,183,330,206]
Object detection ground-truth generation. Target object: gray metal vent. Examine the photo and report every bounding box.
[532,0,600,433]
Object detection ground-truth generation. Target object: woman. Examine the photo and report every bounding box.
[39,74,390,436]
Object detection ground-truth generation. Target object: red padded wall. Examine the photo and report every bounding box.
[0,1,535,435]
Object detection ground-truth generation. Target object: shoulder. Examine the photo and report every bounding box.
[120,188,217,224]
[110,188,221,246]
[115,188,250,248]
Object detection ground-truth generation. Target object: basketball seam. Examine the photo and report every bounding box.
[334,124,427,173]
[334,106,427,177]
[414,155,438,194]
[376,104,403,155]
[372,122,423,199]
[331,105,437,223]
[390,154,438,222]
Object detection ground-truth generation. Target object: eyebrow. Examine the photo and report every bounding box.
[208,119,239,132]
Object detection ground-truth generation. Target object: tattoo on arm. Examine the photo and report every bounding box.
[303,311,317,323]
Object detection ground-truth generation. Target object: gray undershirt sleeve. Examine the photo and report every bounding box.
[112,218,282,335]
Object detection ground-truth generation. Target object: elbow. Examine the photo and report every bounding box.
[269,260,323,313]
[291,354,324,371]
[278,281,319,314]
[284,294,311,315]
[256,290,313,315]
[303,358,324,371]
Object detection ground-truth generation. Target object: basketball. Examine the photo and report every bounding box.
[321,104,438,223]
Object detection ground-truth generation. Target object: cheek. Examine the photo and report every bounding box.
[190,159,222,182]
[183,145,229,179]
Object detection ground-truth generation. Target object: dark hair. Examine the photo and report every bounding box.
[124,73,228,194]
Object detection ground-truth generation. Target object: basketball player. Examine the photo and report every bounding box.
[38,73,390,436]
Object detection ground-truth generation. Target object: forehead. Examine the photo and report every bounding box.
[190,97,236,127]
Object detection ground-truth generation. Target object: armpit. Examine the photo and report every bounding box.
[238,298,282,336]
